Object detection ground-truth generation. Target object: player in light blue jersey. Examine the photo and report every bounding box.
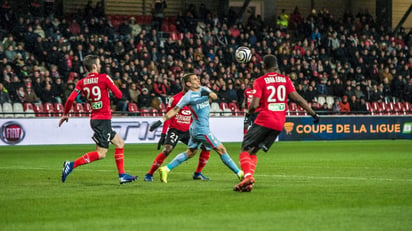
[149,73,244,183]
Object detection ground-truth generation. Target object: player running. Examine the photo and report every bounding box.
[59,55,137,184]
[234,55,320,192]
[144,87,211,182]
[149,73,244,183]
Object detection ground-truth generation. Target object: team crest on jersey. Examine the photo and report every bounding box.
[181,109,192,115]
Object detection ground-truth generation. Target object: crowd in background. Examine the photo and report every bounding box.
[0,0,411,115]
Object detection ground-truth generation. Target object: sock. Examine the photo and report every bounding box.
[195,150,210,173]
[239,151,252,177]
[148,152,167,175]
[166,152,188,171]
[250,154,257,175]
[73,151,99,168]
[114,148,125,175]
[220,153,240,174]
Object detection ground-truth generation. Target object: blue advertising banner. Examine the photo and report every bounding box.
[279,116,412,140]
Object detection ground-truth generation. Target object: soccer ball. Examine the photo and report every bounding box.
[235,46,252,63]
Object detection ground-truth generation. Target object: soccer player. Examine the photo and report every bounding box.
[59,55,137,184]
[149,73,244,183]
[144,87,211,182]
[234,55,320,192]
[243,79,259,135]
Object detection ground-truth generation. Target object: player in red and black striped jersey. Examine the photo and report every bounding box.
[59,55,137,184]
[234,55,320,192]
[144,88,211,182]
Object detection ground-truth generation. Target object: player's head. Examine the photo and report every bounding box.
[182,73,200,90]
[263,55,278,72]
[83,55,101,73]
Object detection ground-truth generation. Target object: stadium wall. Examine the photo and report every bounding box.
[1,116,411,146]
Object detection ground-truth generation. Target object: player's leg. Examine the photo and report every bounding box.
[193,145,211,180]
[111,128,138,184]
[145,129,181,181]
[203,133,243,180]
[61,120,108,183]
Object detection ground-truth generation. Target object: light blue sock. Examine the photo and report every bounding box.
[220,153,240,174]
[166,152,188,170]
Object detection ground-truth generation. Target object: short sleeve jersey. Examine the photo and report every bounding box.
[176,87,211,135]
[74,72,122,120]
[253,72,296,131]
[167,91,192,131]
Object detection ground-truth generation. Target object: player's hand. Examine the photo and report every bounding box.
[150,120,162,132]
[157,133,166,150]
[58,115,69,127]
[200,89,209,97]
[244,113,251,125]
[312,114,320,124]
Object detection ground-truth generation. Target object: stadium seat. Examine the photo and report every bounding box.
[370,102,379,114]
[73,103,85,117]
[365,102,373,114]
[33,103,44,117]
[128,103,139,114]
[385,102,395,115]
[43,103,55,117]
[2,103,13,118]
[288,102,298,116]
[317,96,326,106]
[83,103,92,116]
[0,104,2,118]
[378,102,387,115]
[150,108,159,116]
[228,102,239,116]
[54,103,64,117]
[23,103,35,117]
[404,102,412,114]
[140,108,151,117]
[326,96,335,109]
[12,103,24,118]
[210,102,222,116]
[394,102,405,115]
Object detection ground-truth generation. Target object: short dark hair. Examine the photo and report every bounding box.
[182,73,196,83]
[83,55,99,72]
[263,55,278,70]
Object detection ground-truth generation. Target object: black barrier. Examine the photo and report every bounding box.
[279,116,412,140]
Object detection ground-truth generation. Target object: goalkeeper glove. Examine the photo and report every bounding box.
[200,89,210,97]
[150,120,162,132]
[312,114,320,124]
[244,113,251,125]
[157,133,166,150]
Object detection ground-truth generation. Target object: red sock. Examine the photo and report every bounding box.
[148,152,167,175]
[250,154,257,175]
[195,150,210,173]
[73,151,100,168]
[114,148,125,174]
[239,151,252,177]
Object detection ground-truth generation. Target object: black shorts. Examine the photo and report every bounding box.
[242,123,280,152]
[90,119,116,148]
[165,128,190,147]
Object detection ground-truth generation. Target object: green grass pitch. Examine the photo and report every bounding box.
[0,140,411,231]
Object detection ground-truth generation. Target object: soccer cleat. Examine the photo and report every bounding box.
[237,170,245,181]
[61,161,74,183]
[144,173,153,182]
[233,176,255,192]
[119,173,138,184]
[159,166,170,183]
[193,172,210,181]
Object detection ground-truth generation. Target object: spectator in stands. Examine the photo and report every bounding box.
[0,82,11,104]
[152,0,167,31]
[129,17,142,38]
[128,82,140,104]
[137,87,153,109]
[23,82,39,104]
[339,95,350,113]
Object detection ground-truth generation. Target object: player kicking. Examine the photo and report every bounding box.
[144,87,211,182]
[149,73,244,183]
[59,55,137,184]
[234,55,320,192]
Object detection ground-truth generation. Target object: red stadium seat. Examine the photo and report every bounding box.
[128,103,139,113]
[404,102,412,114]
[288,102,298,116]
[228,103,239,116]
[43,103,55,117]
[54,103,64,117]
[24,103,34,111]
[140,108,151,117]
[385,102,395,115]
[370,102,379,114]
[394,102,405,115]
[33,103,44,117]
[83,103,92,116]
[378,102,387,115]
[365,102,372,114]
[150,108,159,116]
[73,103,85,117]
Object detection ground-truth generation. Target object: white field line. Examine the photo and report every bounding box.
[1,166,411,182]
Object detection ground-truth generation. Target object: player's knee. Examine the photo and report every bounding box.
[163,146,173,156]
[186,148,197,158]
[215,144,226,155]
[97,150,107,159]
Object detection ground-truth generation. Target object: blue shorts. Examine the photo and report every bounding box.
[188,132,221,151]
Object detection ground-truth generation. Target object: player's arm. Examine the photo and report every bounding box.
[58,90,79,127]
[248,97,260,115]
[289,91,320,123]
[149,106,181,132]
[200,87,217,100]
